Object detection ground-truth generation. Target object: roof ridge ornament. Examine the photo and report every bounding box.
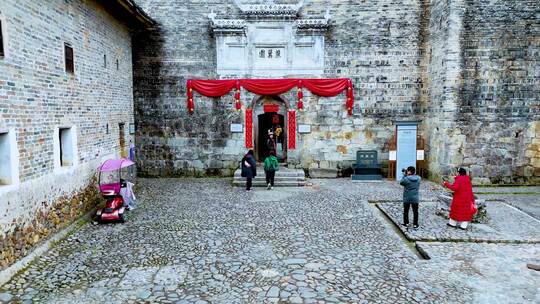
[233,0,304,17]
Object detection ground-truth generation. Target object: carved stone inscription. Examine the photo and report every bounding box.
[210,2,329,77]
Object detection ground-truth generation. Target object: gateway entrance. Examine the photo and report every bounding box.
[257,112,285,162]
[251,95,288,163]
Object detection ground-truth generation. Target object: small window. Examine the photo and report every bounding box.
[103,54,107,68]
[119,123,127,158]
[0,19,4,57]
[0,131,18,185]
[116,59,119,70]
[64,43,74,73]
[59,127,74,166]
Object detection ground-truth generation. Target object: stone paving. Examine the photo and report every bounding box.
[473,186,540,221]
[415,242,540,304]
[0,178,538,303]
[377,201,540,243]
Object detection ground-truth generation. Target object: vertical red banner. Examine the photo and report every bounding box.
[245,109,253,148]
[288,110,296,149]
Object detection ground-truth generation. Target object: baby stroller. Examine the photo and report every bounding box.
[96,158,135,223]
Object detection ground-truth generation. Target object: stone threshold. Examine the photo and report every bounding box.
[0,209,95,287]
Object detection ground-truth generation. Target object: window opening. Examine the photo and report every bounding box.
[59,127,74,166]
[65,43,74,73]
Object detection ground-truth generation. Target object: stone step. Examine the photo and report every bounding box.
[233,168,306,187]
[233,180,306,187]
[233,168,305,178]
[233,176,306,183]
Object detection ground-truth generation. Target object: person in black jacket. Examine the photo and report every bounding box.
[400,166,421,229]
[241,150,257,191]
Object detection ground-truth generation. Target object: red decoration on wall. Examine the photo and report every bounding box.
[345,79,354,115]
[272,114,280,124]
[245,109,253,148]
[186,78,354,115]
[297,80,304,110]
[234,80,241,110]
[288,110,296,150]
[263,104,280,113]
[186,80,194,113]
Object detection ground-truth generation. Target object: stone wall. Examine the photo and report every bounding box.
[134,0,539,184]
[134,0,426,177]
[424,0,540,184]
[0,0,136,270]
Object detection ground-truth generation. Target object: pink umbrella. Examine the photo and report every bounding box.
[99,158,135,172]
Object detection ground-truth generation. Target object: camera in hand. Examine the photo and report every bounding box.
[401,168,407,173]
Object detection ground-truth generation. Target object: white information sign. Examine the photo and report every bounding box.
[389,150,397,161]
[230,123,243,133]
[396,124,417,180]
[298,124,311,134]
[417,150,424,161]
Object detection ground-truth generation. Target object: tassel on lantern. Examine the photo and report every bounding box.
[297,81,304,110]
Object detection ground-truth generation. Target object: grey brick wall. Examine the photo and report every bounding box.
[0,0,136,256]
[0,0,135,182]
[424,0,540,184]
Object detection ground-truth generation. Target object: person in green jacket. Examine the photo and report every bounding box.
[263,150,279,190]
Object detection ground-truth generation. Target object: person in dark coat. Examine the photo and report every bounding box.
[241,150,257,191]
[444,167,476,230]
[266,131,276,158]
[400,166,421,229]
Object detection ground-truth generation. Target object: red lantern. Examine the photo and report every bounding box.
[346,81,354,115]
[297,81,304,110]
[234,81,241,110]
[187,81,194,113]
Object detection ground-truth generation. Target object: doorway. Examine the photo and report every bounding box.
[251,95,289,163]
[257,112,285,161]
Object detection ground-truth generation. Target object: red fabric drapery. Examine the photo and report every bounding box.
[288,110,296,149]
[186,78,355,115]
[245,109,253,148]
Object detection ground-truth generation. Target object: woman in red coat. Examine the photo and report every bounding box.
[443,168,476,230]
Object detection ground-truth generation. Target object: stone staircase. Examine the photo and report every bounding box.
[233,166,306,187]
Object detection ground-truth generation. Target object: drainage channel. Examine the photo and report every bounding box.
[367,200,430,260]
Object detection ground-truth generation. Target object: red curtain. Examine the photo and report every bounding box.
[189,79,236,97]
[240,79,298,95]
[187,78,354,115]
[302,78,349,97]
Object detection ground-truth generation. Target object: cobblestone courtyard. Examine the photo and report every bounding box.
[0,179,539,303]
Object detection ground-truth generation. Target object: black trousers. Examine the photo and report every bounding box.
[403,203,419,226]
[246,177,252,190]
[265,170,275,186]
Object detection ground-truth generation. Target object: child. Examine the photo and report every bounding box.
[263,150,279,190]
[400,166,421,229]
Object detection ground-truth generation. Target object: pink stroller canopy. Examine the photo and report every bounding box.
[99,158,135,172]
